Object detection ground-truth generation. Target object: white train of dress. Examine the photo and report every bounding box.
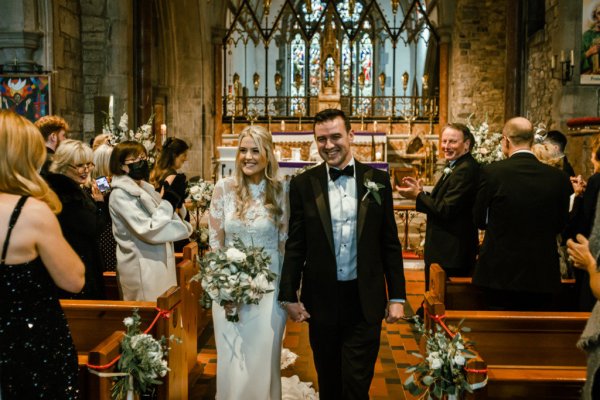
[210,177,317,399]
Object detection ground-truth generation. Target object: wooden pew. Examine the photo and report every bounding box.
[62,286,187,400]
[425,265,588,399]
[430,265,577,311]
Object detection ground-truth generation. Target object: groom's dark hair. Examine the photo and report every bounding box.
[313,108,351,133]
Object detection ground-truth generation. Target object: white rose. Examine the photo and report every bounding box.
[253,273,273,292]
[443,167,452,175]
[190,186,200,196]
[366,181,378,190]
[453,354,466,366]
[123,317,134,327]
[430,358,442,370]
[226,247,246,263]
[219,287,233,301]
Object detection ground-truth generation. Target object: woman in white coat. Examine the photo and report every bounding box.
[108,141,192,301]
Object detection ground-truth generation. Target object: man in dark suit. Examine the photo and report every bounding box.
[473,117,572,310]
[398,123,479,288]
[278,108,406,400]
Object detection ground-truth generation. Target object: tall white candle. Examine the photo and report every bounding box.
[551,55,556,70]
[160,124,167,145]
[280,120,285,131]
[560,50,565,62]
[373,121,378,132]
[570,49,575,66]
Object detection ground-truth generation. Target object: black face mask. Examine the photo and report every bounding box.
[126,159,149,181]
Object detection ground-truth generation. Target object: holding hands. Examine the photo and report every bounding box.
[396,176,424,200]
[283,302,311,323]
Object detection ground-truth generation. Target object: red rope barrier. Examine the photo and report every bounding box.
[424,307,456,338]
[85,307,173,370]
[423,307,488,375]
[464,367,489,374]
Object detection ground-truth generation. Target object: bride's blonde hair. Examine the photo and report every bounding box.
[234,125,282,221]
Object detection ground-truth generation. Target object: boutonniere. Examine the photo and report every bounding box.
[443,166,453,175]
[362,178,385,205]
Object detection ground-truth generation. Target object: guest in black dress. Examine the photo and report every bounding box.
[92,143,117,272]
[46,139,109,299]
[0,110,85,399]
[150,137,190,252]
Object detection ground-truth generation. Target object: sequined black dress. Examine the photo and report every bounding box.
[0,196,80,399]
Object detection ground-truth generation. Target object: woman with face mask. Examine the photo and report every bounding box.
[108,141,193,301]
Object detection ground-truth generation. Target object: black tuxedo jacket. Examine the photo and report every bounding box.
[278,161,406,324]
[472,152,572,293]
[416,153,479,272]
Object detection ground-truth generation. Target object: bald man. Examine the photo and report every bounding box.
[473,117,572,311]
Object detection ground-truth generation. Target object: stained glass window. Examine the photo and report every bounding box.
[357,33,373,114]
[291,33,305,114]
[336,1,364,24]
[303,0,326,23]
[309,33,321,96]
[341,36,351,96]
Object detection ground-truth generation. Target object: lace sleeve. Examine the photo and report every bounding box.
[208,178,226,250]
[278,179,290,257]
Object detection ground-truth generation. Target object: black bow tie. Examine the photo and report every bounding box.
[330,165,354,181]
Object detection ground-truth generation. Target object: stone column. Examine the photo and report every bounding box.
[0,0,44,72]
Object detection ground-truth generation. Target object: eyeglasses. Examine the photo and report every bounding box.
[123,155,148,165]
[69,162,95,172]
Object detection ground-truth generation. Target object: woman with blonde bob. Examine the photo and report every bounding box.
[0,110,84,398]
[208,125,289,399]
[46,139,108,299]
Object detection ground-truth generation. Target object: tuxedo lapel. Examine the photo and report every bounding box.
[310,164,335,255]
[356,162,371,243]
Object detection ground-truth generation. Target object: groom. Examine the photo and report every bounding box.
[279,108,406,399]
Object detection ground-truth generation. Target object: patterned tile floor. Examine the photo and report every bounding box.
[191,269,426,399]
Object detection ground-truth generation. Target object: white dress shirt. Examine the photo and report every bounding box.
[327,159,358,281]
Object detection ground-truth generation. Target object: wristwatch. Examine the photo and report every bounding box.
[278,301,290,310]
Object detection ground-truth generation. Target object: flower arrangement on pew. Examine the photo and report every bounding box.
[104,113,157,166]
[192,236,277,322]
[404,317,477,400]
[186,179,214,251]
[466,114,504,164]
[111,310,171,400]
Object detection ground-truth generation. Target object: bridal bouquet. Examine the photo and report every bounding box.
[404,317,477,399]
[466,114,504,164]
[111,310,170,400]
[104,112,157,166]
[193,237,277,322]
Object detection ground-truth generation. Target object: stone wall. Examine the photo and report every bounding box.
[524,0,562,130]
[80,0,132,143]
[155,0,225,179]
[449,0,507,132]
[52,0,84,136]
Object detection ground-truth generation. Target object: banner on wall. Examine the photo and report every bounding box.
[0,75,51,122]
[582,0,600,84]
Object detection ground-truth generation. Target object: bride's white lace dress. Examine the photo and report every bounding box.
[209,177,289,400]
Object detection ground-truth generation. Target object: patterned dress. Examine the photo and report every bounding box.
[0,196,80,399]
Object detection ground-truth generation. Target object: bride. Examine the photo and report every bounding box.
[208,125,288,399]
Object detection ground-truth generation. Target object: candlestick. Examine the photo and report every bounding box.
[560,50,565,63]
[160,124,167,145]
[570,49,575,67]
